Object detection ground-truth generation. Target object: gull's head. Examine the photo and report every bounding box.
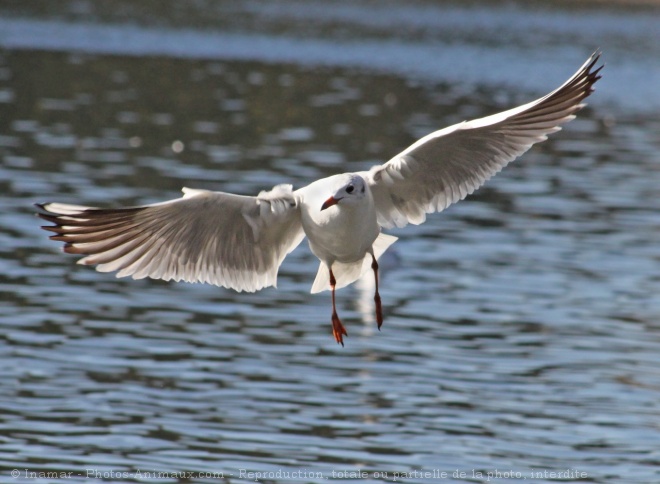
[321,174,367,211]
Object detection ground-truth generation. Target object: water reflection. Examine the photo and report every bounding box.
[2,12,660,484]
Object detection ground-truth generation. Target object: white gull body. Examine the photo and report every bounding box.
[38,53,602,345]
[299,173,396,293]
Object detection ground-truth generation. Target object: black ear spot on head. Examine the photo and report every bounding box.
[361,185,365,194]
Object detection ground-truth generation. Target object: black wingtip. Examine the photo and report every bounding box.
[34,202,48,213]
[590,50,604,73]
[35,203,54,227]
[580,51,604,96]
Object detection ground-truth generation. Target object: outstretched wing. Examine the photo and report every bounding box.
[37,184,305,292]
[364,52,603,229]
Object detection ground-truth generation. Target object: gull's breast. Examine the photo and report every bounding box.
[302,203,379,264]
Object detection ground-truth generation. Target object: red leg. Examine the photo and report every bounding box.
[372,255,383,329]
[329,268,347,346]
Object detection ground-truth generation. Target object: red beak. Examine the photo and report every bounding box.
[321,196,341,211]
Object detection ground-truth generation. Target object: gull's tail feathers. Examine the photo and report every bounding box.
[310,233,397,294]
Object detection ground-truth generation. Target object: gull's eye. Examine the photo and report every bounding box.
[346,185,355,194]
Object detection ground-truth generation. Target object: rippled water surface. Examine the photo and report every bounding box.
[2,1,660,483]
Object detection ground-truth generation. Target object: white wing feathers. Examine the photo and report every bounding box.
[37,185,305,292]
[364,52,603,229]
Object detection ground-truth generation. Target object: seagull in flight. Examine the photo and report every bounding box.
[37,53,602,346]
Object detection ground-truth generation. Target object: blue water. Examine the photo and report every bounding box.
[1,1,660,483]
